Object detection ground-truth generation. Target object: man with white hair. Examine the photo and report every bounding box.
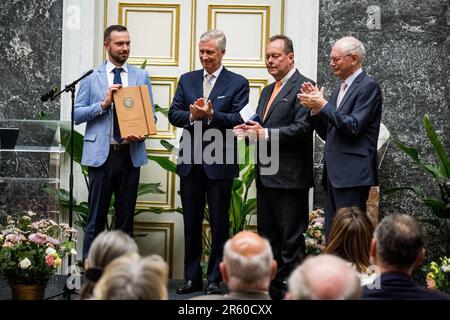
[286,254,361,300]
[299,36,382,237]
[192,231,276,300]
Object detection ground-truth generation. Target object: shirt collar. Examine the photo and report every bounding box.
[279,67,296,85]
[344,68,362,88]
[106,60,128,74]
[203,65,223,79]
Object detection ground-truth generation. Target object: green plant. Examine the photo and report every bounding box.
[390,114,450,252]
[424,256,450,294]
[0,211,76,285]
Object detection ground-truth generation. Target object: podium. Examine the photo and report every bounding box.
[0,120,66,221]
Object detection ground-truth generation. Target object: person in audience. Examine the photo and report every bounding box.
[362,214,448,300]
[193,231,276,300]
[324,206,374,274]
[93,253,169,300]
[80,230,138,300]
[286,254,361,300]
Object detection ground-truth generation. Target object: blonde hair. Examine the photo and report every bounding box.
[93,253,169,300]
[80,230,138,299]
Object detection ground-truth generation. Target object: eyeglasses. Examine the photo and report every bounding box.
[329,54,352,63]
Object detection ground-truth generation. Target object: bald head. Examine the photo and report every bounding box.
[287,254,361,300]
[229,231,267,256]
[221,231,276,291]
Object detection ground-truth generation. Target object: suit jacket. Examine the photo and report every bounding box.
[310,72,382,188]
[255,69,314,189]
[362,272,449,300]
[168,67,249,180]
[74,62,155,168]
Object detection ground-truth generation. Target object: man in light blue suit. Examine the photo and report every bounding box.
[74,25,156,260]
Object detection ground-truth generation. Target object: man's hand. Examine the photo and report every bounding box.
[244,120,266,141]
[123,134,145,142]
[297,82,327,114]
[191,98,214,121]
[233,123,247,139]
[101,84,122,110]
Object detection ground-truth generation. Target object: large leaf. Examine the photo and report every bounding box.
[148,155,176,173]
[160,140,175,153]
[422,198,448,218]
[155,104,169,118]
[423,114,450,178]
[393,139,420,163]
[137,183,165,197]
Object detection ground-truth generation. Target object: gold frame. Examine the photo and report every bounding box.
[148,75,178,139]
[133,221,175,278]
[104,1,180,66]
[207,5,269,68]
[248,78,269,97]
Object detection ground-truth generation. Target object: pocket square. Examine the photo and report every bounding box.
[281,97,288,102]
[217,95,227,99]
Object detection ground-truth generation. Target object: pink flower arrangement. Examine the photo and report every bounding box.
[305,209,326,255]
[0,211,77,285]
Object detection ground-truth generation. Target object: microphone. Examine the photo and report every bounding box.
[40,86,59,102]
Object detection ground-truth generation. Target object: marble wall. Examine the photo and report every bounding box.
[316,0,450,256]
[0,0,62,120]
[0,0,63,218]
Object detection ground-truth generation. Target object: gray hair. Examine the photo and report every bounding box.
[223,236,273,289]
[288,254,361,300]
[93,253,169,300]
[200,30,226,52]
[337,36,366,63]
[374,214,425,270]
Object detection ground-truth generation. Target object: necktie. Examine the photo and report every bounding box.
[203,74,214,100]
[263,80,282,120]
[336,82,347,109]
[112,67,123,143]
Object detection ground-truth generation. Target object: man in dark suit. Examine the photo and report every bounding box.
[74,25,156,260]
[299,36,382,236]
[234,35,314,299]
[169,30,249,295]
[191,231,276,300]
[362,214,448,300]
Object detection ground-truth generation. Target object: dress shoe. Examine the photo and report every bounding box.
[176,280,203,294]
[204,281,221,294]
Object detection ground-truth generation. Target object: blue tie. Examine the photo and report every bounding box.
[112,67,123,142]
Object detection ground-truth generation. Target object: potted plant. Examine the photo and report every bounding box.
[0,211,76,299]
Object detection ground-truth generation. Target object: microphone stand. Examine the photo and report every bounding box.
[43,69,93,300]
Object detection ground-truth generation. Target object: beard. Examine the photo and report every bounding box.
[108,49,129,64]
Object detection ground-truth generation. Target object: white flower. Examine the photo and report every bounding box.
[441,265,450,273]
[27,210,37,217]
[19,258,32,269]
[45,247,57,255]
[70,248,77,256]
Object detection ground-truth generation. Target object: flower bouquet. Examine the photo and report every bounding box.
[424,256,450,294]
[0,211,77,286]
[305,209,326,255]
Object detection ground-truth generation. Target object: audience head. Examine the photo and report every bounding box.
[325,206,374,272]
[287,254,361,300]
[93,253,169,300]
[371,214,426,275]
[80,230,138,299]
[220,231,276,292]
[330,36,365,80]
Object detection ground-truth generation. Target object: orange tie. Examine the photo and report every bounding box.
[263,80,282,120]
